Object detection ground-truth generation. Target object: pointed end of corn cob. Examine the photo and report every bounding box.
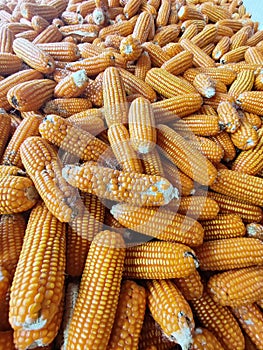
[142,178,179,205]
[168,313,193,350]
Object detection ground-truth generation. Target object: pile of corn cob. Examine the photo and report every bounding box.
[1,0,263,349]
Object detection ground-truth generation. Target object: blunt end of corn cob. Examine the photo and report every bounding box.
[205,87,216,98]
[10,315,47,331]
[169,319,193,350]
[184,251,199,269]
[72,69,88,87]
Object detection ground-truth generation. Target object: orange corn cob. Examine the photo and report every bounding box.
[54,70,89,98]
[135,51,151,81]
[220,45,249,64]
[0,26,14,53]
[66,230,125,349]
[156,0,170,27]
[13,38,55,74]
[0,175,38,215]
[0,331,15,350]
[124,0,142,18]
[183,67,237,85]
[15,30,39,42]
[43,98,92,117]
[118,67,157,102]
[180,39,215,68]
[230,26,252,50]
[111,203,204,246]
[153,24,180,47]
[2,115,41,168]
[217,19,245,32]
[199,105,217,116]
[190,289,245,350]
[0,51,23,76]
[217,101,240,133]
[208,266,263,307]
[191,24,217,49]
[192,73,216,98]
[210,131,236,162]
[161,51,193,76]
[196,237,263,271]
[142,42,170,67]
[99,20,134,39]
[246,223,263,240]
[179,24,199,42]
[0,165,25,177]
[203,92,235,109]
[191,328,224,350]
[201,2,231,22]
[174,269,203,301]
[146,279,194,350]
[103,66,129,126]
[212,36,231,60]
[246,30,263,46]
[193,136,224,164]
[245,46,263,64]
[32,24,63,45]
[20,136,78,222]
[62,161,177,206]
[82,73,103,107]
[9,202,66,331]
[223,61,263,75]
[236,91,263,115]
[146,68,197,98]
[141,148,164,176]
[20,3,59,21]
[152,93,203,123]
[120,34,142,61]
[254,73,263,91]
[13,299,63,350]
[132,11,154,43]
[201,43,215,56]
[202,213,246,241]
[211,169,263,206]
[157,124,217,186]
[123,240,199,279]
[162,42,184,57]
[67,109,104,135]
[61,11,83,25]
[0,69,43,111]
[59,23,99,41]
[231,304,263,350]
[107,280,146,350]
[78,42,103,58]
[108,123,143,173]
[0,112,11,159]
[6,79,55,112]
[172,114,221,136]
[162,159,195,197]
[36,42,80,62]
[66,52,115,76]
[178,5,205,21]
[76,0,96,17]
[128,97,156,154]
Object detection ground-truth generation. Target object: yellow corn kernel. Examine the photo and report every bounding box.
[236,91,263,115]
[180,38,215,68]
[0,53,23,76]
[212,36,231,60]
[217,100,240,133]
[161,51,193,76]
[9,202,66,331]
[43,98,92,117]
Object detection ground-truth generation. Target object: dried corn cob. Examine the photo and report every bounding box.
[66,230,125,349]
[202,213,246,241]
[190,289,245,350]
[162,42,184,57]
[220,45,249,64]
[231,116,259,150]
[32,24,63,45]
[66,52,115,75]
[123,240,198,279]
[156,0,170,27]
[180,39,215,68]
[54,70,89,98]
[103,67,129,126]
[254,73,263,91]
[231,304,263,350]
[208,266,263,307]
[0,165,25,177]
[246,223,263,240]
[15,30,39,42]
[9,202,66,330]
[192,73,216,98]
[246,30,263,46]
[174,269,203,301]
[99,20,134,39]
[108,123,143,173]
[0,26,14,53]
[20,3,59,21]
[153,24,180,47]
[210,131,236,162]
[63,161,177,206]
[142,42,170,67]
[132,11,154,43]
[212,36,231,60]
[135,51,151,81]
[172,114,221,137]
[217,101,240,133]
[236,91,263,115]
[111,203,204,246]
[161,51,193,76]
[141,148,164,176]
[0,112,11,160]
[201,43,215,57]
[211,169,263,206]
[191,24,217,49]
[196,237,263,271]
[20,136,78,222]
[43,98,92,117]
[0,53,22,76]
[67,109,104,135]
[0,175,38,215]
[230,25,252,50]
[203,92,235,109]
[157,124,217,186]
[120,34,142,61]
[192,136,224,164]
[36,42,80,62]
[191,328,225,350]
[0,267,10,301]
[146,279,194,350]
[178,5,204,21]
[201,2,231,22]
[13,38,55,74]
[107,280,146,350]
[184,67,237,85]
[245,46,263,64]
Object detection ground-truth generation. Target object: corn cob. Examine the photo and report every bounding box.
[135,51,151,81]
[15,30,39,42]
[99,19,134,39]
[32,24,63,45]
[0,112,11,160]
[43,98,92,117]
[107,280,146,350]
[224,61,263,75]
[9,202,66,330]
[142,42,171,67]
[108,123,143,173]
[138,312,176,350]
[66,230,125,349]
[54,70,89,98]
[67,109,104,135]
[192,73,216,98]
[0,175,38,215]
[0,26,14,53]
[36,42,80,62]
[162,42,184,57]
[245,46,263,64]
[203,91,235,109]
[156,0,170,27]
[246,30,263,46]
[119,34,142,61]
[210,131,236,162]
[20,136,79,222]
[230,25,252,50]
[0,69,43,111]
[217,19,245,32]
[180,39,215,68]
[0,53,23,76]
[254,73,263,91]
[231,304,263,350]
[178,5,205,21]
[200,2,231,22]
[208,266,263,307]
[160,51,193,77]
[103,67,129,126]
[132,11,154,43]
[153,24,180,47]
[192,136,224,164]
[162,159,195,197]
[212,36,231,60]
[141,148,164,176]
[0,165,24,177]
[217,101,240,133]
[59,23,99,41]
[157,124,217,186]
[172,114,221,137]
[78,42,103,58]
[13,299,63,350]
[183,67,237,85]
[246,223,263,240]
[63,161,177,206]
[20,3,59,21]
[123,240,198,279]
[190,289,245,350]
[196,237,263,271]
[0,331,15,350]
[76,0,96,17]
[179,24,200,42]
[111,203,204,246]
[13,38,55,74]
[116,68,155,102]
[201,43,215,57]
[31,15,50,32]
[174,269,203,301]
[191,24,218,49]
[191,328,225,350]
[236,91,263,115]
[220,45,249,64]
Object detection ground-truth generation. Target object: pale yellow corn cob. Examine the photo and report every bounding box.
[202,43,216,56]
[174,269,203,301]
[212,36,231,60]
[54,70,89,98]
[32,24,63,45]
[0,53,22,76]
[172,114,221,137]
[99,20,133,39]
[200,2,231,22]
[246,30,263,46]
[20,3,59,21]
[67,109,104,135]
[181,20,206,33]
[0,26,14,53]
[254,73,263,91]
[203,92,235,109]
[180,38,215,67]
[161,51,193,76]
[217,100,240,132]
[179,24,199,42]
